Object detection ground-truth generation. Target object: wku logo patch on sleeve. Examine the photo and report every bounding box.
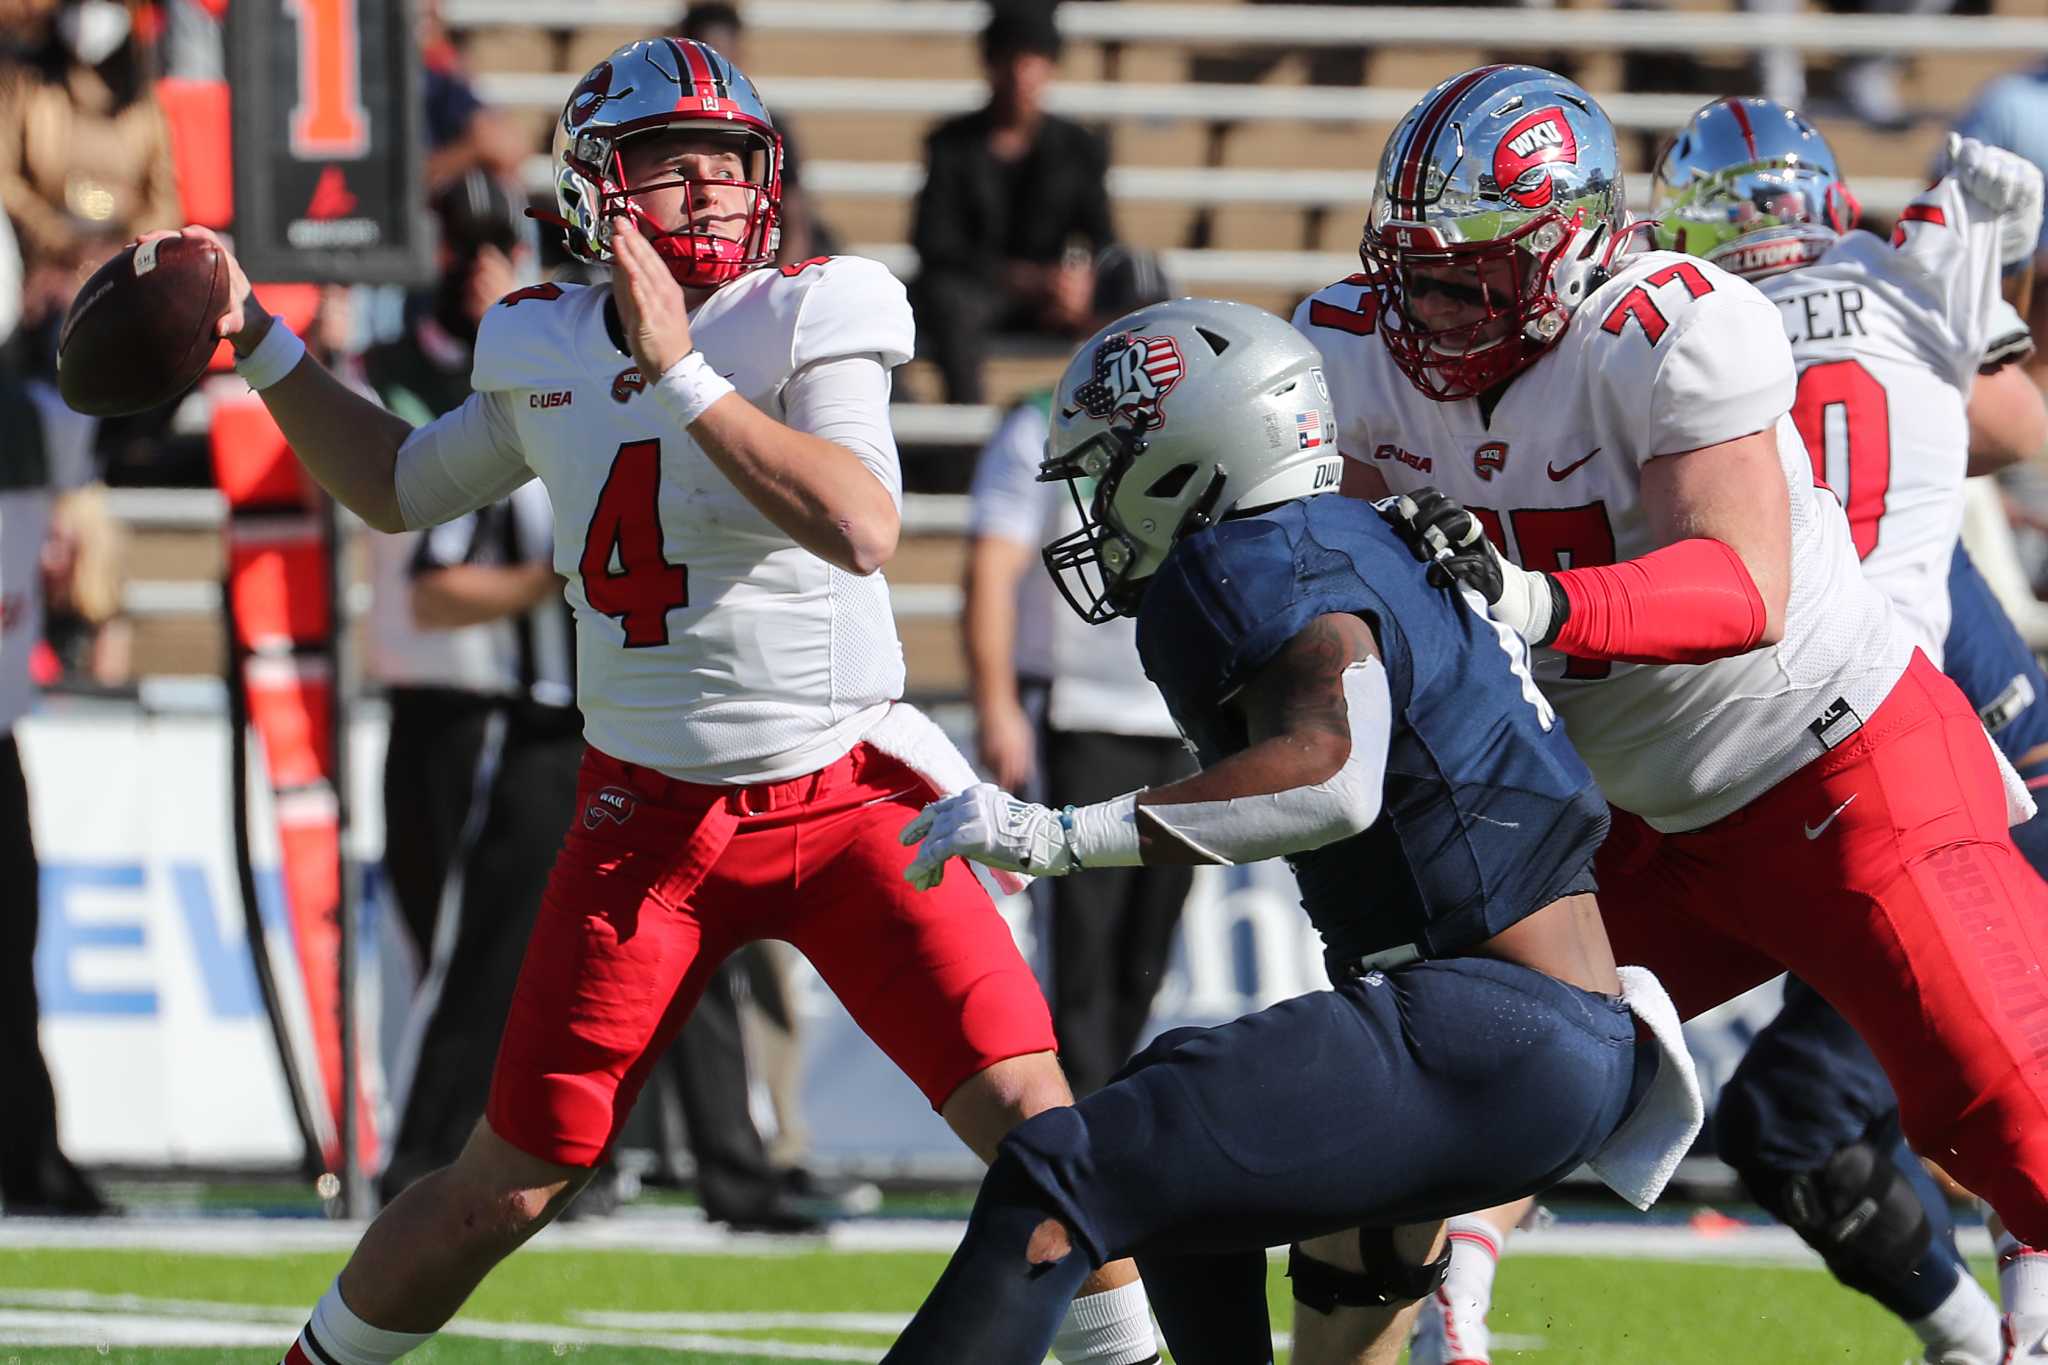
[1493,108,1578,210]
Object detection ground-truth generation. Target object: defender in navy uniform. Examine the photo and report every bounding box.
[888,300,1701,1365]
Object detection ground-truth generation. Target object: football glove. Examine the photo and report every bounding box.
[901,784,1076,891]
[1379,488,1567,648]
[1939,132,2045,269]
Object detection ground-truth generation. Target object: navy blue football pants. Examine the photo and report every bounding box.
[1716,544,2048,1319]
[883,956,1652,1365]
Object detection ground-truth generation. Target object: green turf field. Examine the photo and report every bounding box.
[0,1236,1994,1363]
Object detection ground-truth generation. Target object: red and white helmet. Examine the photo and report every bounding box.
[553,38,782,288]
[1362,65,1629,402]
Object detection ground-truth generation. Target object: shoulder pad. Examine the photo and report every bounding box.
[471,280,602,394]
[1139,512,1333,704]
[1585,251,1750,348]
[1583,253,1793,458]
[1294,273,1385,344]
[780,254,916,372]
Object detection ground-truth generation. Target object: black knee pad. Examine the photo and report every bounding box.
[1736,1137,1932,1298]
[1711,1078,1768,1171]
[1287,1228,1451,1316]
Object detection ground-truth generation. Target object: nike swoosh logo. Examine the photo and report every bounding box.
[1547,448,1601,481]
[1804,794,1857,840]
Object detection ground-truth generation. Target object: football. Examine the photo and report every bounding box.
[56,233,231,418]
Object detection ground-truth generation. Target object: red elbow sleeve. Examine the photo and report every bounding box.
[1549,538,1769,665]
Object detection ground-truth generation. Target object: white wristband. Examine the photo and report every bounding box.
[650,350,736,429]
[233,317,307,391]
[1061,791,1144,868]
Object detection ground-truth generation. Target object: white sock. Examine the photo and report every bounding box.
[1999,1232,2048,1320]
[1908,1270,2002,1364]
[281,1279,435,1365]
[1052,1278,1159,1365]
[1441,1215,1505,1316]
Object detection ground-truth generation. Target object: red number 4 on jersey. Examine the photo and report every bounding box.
[581,439,689,647]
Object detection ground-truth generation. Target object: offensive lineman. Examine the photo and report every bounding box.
[1295,63,2048,1365]
[885,298,1698,1365]
[1408,100,2048,1365]
[1650,101,2048,1364]
[156,39,1161,1365]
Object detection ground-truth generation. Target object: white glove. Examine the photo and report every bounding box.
[1941,132,2045,268]
[900,784,1076,891]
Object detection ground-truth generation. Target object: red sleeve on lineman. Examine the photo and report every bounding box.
[1549,538,1768,665]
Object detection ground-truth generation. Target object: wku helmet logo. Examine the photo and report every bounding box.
[567,61,631,127]
[1493,108,1577,210]
[1068,332,1185,432]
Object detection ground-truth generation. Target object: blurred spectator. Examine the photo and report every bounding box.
[34,482,128,687]
[961,255,1191,1095]
[0,216,109,1209]
[911,0,1114,403]
[0,0,179,336]
[679,0,833,264]
[417,0,525,189]
[0,0,55,55]
[1747,0,1954,131]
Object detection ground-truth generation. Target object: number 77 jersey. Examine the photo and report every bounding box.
[1758,174,2034,663]
[1295,248,1917,833]
[464,256,917,785]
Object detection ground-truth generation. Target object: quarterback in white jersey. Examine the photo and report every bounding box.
[1291,64,2048,1365]
[427,251,914,784]
[149,38,1159,1365]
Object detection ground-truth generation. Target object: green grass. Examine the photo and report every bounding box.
[0,1241,1994,1363]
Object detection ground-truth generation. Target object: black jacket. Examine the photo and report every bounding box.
[911,108,1114,280]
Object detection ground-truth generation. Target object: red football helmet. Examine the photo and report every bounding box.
[553,38,783,289]
[1361,65,1629,402]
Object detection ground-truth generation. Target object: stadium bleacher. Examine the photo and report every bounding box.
[118,0,2048,692]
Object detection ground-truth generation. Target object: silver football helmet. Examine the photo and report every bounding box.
[1040,299,1343,623]
[553,38,782,287]
[1362,65,1629,402]
[1650,97,1859,281]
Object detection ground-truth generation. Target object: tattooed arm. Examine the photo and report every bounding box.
[1132,612,1389,864]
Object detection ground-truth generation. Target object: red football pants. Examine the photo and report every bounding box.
[1597,651,2048,1245]
[485,742,1056,1167]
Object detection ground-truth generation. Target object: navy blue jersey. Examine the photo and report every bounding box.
[1136,494,1608,965]
[1945,543,2048,779]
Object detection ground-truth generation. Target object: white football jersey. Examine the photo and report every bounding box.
[1759,176,2032,661]
[457,255,916,784]
[1295,250,1916,832]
